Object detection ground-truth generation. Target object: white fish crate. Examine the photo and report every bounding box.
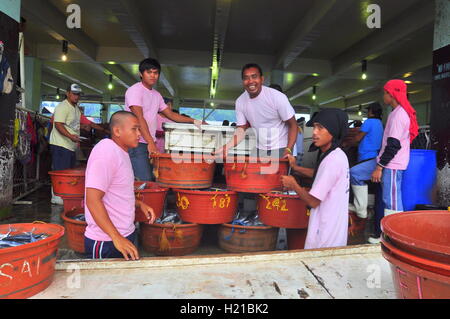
[163,123,256,155]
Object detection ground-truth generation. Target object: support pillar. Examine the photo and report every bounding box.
[431,0,450,207]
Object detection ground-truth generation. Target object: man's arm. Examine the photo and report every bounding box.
[214,123,249,156]
[287,154,314,178]
[283,116,298,157]
[86,187,139,260]
[129,105,158,154]
[281,175,320,208]
[90,122,110,135]
[353,131,367,143]
[160,108,203,125]
[55,122,80,143]
[372,137,401,183]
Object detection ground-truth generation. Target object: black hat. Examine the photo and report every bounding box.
[306,108,348,145]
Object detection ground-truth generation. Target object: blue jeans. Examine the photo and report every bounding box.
[128,143,154,181]
[50,144,76,171]
[350,159,378,186]
[381,168,404,212]
[84,231,137,259]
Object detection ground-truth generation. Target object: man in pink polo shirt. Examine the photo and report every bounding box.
[84,111,156,260]
[368,79,419,244]
[125,58,202,181]
[281,109,350,249]
[215,63,298,159]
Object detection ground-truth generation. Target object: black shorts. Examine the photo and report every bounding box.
[84,231,137,259]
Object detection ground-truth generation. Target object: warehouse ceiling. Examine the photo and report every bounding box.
[21,0,435,113]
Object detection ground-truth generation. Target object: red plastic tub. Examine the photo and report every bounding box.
[62,196,84,213]
[381,236,450,277]
[139,222,203,256]
[381,211,450,264]
[134,182,169,223]
[286,229,308,250]
[257,192,310,229]
[49,169,85,197]
[224,156,289,193]
[174,189,238,224]
[151,153,216,189]
[0,223,65,299]
[61,210,87,254]
[218,223,279,253]
[382,245,450,299]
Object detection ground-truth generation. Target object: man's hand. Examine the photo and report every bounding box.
[371,166,383,183]
[147,143,159,156]
[282,148,293,159]
[70,134,81,143]
[112,235,139,261]
[281,175,299,191]
[138,201,156,224]
[286,154,297,169]
[193,119,203,129]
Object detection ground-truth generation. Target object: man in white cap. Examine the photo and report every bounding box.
[49,83,83,204]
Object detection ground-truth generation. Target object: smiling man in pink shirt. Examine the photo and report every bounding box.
[84,111,156,260]
[215,63,298,159]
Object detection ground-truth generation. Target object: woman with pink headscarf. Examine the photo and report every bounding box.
[368,79,419,244]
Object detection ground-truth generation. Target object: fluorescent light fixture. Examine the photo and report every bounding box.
[361,60,367,80]
[108,74,113,90]
[61,40,68,62]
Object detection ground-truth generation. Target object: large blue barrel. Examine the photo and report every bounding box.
[401,150,437,211]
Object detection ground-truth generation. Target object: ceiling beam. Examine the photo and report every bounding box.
[21,0,98,61]
[209,0,232,98]
[274,0,352,69]
[109,0,177,96]
[42,62,104,94]
[22,0,136,91]
[288,1,434,106]
[332,1,435,75]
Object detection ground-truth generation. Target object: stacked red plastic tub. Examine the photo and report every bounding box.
[49,168,86,254]
[381,210,450,299]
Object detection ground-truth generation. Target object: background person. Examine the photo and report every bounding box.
[368,79,418,244]
[49,83,83,204]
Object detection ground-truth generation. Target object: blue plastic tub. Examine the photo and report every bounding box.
[401,150,437,211]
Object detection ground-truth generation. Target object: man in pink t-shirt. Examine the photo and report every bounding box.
[214,64,298,159]
[281,109,349,249]
[124,58,202,181]
[84,111,156,260]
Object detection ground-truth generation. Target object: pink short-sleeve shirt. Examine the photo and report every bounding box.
[84,139,136,241]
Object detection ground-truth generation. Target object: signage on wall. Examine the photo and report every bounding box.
[431,44,450,169]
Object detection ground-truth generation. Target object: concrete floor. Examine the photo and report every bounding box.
[31,245,396,299]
